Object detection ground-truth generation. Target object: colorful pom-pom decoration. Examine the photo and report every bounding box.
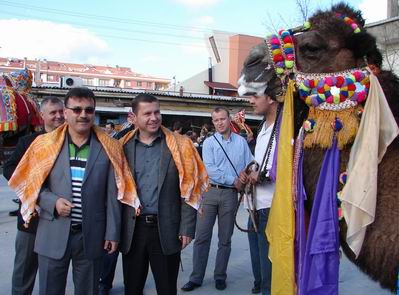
[298,69,370,107]
[339,171,348,185]
[303,119,316,133]
[336,13,361,34]
[267,28,296,76]
[303,21,311,30]
[331,118,343,131]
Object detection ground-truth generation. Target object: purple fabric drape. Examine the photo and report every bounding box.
[269,110,282,182]
[298,138,340,295]
[295,134,307,290]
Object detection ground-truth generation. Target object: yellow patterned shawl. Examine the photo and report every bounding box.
[120,126,208,209]
[8,124,140,225]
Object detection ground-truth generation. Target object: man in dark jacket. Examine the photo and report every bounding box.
[120,94,204,295]
[3,96,64,295]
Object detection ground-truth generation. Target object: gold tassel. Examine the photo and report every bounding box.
[304,106,361,150]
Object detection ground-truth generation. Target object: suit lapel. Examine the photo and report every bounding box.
[59,138,72,196]
[82,135,102,185]
[158,138,172,196]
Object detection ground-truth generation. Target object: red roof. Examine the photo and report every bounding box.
[204,81,237,91]
[0,57,169,82]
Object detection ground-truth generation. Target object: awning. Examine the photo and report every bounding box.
[95,106,262,120]
[204,81,237,91]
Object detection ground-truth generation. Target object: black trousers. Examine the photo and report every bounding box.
[122,220,180,295]
[99,250,119,290]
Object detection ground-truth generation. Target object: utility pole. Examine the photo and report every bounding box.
[388,0,399,18]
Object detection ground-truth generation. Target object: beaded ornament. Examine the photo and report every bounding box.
[296,69,370,108]
[303,119,316,133]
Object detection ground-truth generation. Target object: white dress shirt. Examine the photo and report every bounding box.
[245,122,276,210]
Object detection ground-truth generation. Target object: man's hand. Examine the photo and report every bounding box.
[179,235,192,249]
[239,170,249,184]
[234,175,248,191]
[248,171,259,185]
[104,240,119,254]
[55,198,74,217]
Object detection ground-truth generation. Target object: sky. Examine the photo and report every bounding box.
[0,0,388,82]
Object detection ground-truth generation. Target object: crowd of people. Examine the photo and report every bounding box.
[4,86,279,295]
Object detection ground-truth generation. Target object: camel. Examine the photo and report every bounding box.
[0,68,42,149]
[238,3,399,293]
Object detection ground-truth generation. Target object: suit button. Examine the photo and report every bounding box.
[132,215,136,220]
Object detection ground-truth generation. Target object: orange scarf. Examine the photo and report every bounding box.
[120,126,208,209]
[8,124,139,225]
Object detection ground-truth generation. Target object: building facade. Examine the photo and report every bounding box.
[0,57,170,90]
[365,0,399,75]
[177,31,264,95]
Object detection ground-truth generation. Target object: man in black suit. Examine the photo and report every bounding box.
[120,94,200,295]
[3,96,64,295]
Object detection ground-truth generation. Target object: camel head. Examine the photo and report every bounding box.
[238,3,382,100]
[295,3,381,73]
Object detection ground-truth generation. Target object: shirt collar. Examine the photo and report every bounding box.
[134,129,163,144]
[215,131,233,142]
[260,122,274,135]
[67,132,91,148]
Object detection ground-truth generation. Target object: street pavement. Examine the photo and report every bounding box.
[0,175,392,295]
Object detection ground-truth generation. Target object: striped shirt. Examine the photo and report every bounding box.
[68,137,90,225]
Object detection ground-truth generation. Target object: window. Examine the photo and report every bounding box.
[125,80,131,87]
[99,79,110,87]
[82,78,94,86]
[146,81,153,88]
[136,81,142,87]
[155,82,167,90]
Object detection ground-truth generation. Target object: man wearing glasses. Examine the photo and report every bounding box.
[10,87,123,295]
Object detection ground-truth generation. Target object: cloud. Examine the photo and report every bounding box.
[359,0,387,23]
[177,15,214,57]
[174,0,221,9]
[0,19,110,63]
[195,15,215,26]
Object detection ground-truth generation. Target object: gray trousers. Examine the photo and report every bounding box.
[38,231,102,295]
[12,230,38,295]
[190,187,238,284]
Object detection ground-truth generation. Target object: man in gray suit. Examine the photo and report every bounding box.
[120,94,198,295]
[35,87,121,295]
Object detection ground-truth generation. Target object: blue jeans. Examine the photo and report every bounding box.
[247,208,272,295]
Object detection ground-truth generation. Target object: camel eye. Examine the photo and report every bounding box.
[301,44,321,53]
